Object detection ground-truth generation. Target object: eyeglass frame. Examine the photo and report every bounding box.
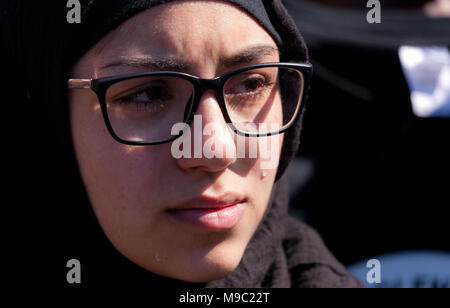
[68,61,313,146]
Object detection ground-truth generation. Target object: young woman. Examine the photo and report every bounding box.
[2,0,363,288]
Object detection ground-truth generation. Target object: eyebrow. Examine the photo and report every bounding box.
[100,45,280,73]
[219,45,279,67]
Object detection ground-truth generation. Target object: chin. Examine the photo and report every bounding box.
[169,245,246,283]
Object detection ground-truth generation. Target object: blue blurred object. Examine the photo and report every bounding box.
[348,250,450,288]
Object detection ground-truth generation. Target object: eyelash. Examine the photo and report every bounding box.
[225,75,275,102]
[115,85,172,112]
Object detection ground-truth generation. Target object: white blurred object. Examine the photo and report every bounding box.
[399,46,450,118]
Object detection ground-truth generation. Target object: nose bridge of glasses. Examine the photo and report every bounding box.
[188,77,225,115]
[197,77,222,95]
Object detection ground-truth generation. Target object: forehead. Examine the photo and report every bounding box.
[74,1,279,77]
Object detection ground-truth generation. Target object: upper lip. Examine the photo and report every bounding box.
[167,193,246,211]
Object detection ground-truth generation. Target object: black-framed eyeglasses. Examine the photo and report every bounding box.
[68,62,312,145]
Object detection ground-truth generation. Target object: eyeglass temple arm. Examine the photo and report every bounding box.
[68,79,92,89]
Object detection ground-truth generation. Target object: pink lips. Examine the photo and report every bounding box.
[166,195,246,230]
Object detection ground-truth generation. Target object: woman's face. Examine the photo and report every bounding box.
[69,0,283,282]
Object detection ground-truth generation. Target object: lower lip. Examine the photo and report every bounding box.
[167,202,246,231]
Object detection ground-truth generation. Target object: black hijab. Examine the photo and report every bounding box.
[1,0,363,288]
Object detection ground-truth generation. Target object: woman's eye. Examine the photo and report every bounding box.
[119,86,172,105]
[243,78,264,93]
[225,74,273,98]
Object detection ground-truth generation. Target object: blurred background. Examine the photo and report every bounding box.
[283,0,450,287]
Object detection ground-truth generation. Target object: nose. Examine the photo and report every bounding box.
[175,90,237,172]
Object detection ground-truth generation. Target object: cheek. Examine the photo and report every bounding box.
[69,90,172,229]
[246,132,283,218]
